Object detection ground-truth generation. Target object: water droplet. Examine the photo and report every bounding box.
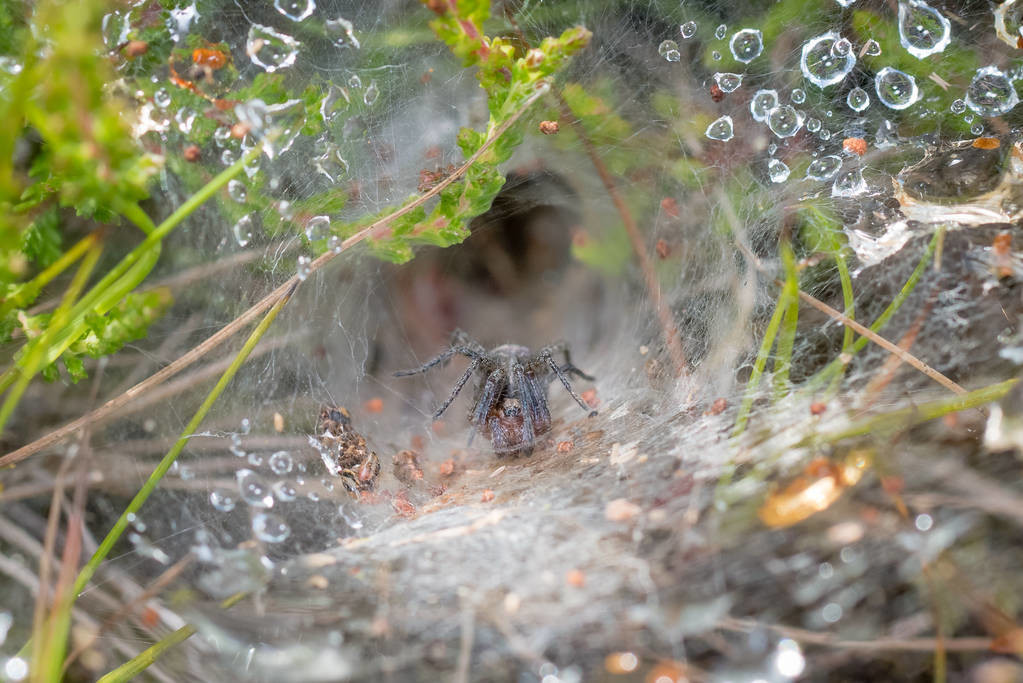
[711,50,722,61]
[767,143,778,156]
[326,16,360,49]
[240,417,251,434]
[714,72,742,93]
[963,112,974,123]
[247,24,300,72]
[680,21,697,39]
[314,143,349,182]
[846,87,870,112]
[320,85,349,123]
[875,67,919,109]
[714,24,727,40]
[175,107,196,133]
[862,38,882,56]
[767,105,803,138]
[154,88,171,109]
[819,128,832,141]
[236,99,269,136]
[836,0,857,6]
[228,180,247,203]
[297,255,311,280]
[705,115,734,141]
[832,167,868,197]
[274,0,314,22]
[791,88,806,104]
[806,155,842,180]
[875,119,899,147]
[656,39,680,64]
[210,488,237,511]
[363,80,380,105]
[971,122,985,135]
[950,98,966,114]
[0,56,22,75]
[233,215,254,247]
[269,450,294,475]
[347,74,362,89]
[768,159,791,183]
[252,512,290,543]
[220,149,236,165]
[277,200,295,220]
[328,235,342,253]
[237,469,274,508]
[750,89,778,122]
[831,38,852,56]
[247,452,263,466]
[800,32,856,88]
[729,28,763,63]
[965,66,1019,117]
[806,117,822,132]
[305,215,329,242]
[898,0,951,59]
[214,126,232,147]
[273,480,297,501]
[4,657,28,681]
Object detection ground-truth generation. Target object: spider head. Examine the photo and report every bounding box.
[499,397,523,418]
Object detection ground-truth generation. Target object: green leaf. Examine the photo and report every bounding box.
[21,206,61,267]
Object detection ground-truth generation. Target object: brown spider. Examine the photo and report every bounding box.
[311,406,380,495]
[395,330,596,456]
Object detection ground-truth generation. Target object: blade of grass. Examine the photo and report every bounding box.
[67,282,294,606]
[0,239,103,433]
[804,227,944,393]
[773,241,800,397]
[95,592,246,683]
[732,286,793,438]
[0,231,103,318]
[798,378,1017,448]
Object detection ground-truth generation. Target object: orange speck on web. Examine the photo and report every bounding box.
[565,569,586,587]
[364,397,384,413]
[480,489,495,502]
[843,137,867,156]
[973,136,1001,150]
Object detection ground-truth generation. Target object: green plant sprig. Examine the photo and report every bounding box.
[329,0,591,263]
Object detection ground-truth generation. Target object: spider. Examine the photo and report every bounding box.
[395,330,596,456]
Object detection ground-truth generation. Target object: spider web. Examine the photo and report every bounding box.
[4,0,1023,681]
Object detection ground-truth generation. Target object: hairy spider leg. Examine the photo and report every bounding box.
[542,343,596,382]
[510,362,535,445]
[560,364,595,381]
[467,367,507,446]
[393,345,485,377]
[541,351,596,415]
[431,356,482,419]
[515,364,550,436]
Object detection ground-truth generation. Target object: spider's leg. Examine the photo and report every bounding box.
[393,347,457,377]
[560,363,595,382]
[542,351,596,415]
[471,368,506,426]
[466,367,505,447]
[394,345,484,377]
[432,357,480,419]
[511,362,535,445]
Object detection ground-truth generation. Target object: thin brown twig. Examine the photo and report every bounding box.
[1,85,549,469]
[719,617,994,653]
[554,91,688,379]
[732,238,966,396]
[791,286,966,396]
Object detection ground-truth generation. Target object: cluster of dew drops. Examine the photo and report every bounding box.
[103,0,374,278]
[201,417,362,547]
[657,0,1022,197]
